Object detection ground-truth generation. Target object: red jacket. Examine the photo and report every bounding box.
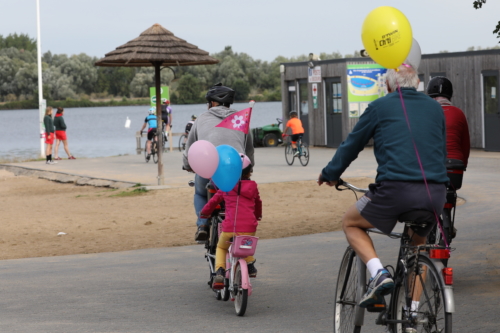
[201,179,262,233]
[441,103,470,168]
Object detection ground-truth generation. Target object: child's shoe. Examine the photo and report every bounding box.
[212,268,225,290]
[247,260,258,278]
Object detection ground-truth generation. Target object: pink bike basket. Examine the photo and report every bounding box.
[231,236,259,257]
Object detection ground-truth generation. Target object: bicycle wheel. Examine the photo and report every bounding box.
[152,141,159,164]
[284,143,295,165]
[233,263,248,316]
[392,255,452,333]
[220,278,230,301]
[298,142,310,166]
[178,134,187,152]
[334,247,362,333]
[144,141,149,163]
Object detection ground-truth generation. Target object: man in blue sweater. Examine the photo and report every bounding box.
[318,65,448,308]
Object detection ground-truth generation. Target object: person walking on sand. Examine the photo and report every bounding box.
[44,106,57,165]
[53,107,76,160]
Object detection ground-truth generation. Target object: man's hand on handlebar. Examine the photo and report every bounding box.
[317,173,338,187]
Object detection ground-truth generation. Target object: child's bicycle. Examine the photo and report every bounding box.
[218,234,259,316]
[283,135,309,166]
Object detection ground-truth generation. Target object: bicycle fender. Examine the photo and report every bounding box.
[426,254,455,313]
[238,259,253,296]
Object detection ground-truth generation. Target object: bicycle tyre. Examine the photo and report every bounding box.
[234,263,248,316]
[298,142,310,166]
[334,247,362,333]
[391,255,452,333]
[220,278,230,301]
[285,143,295,165]
[178,134,187,152]
[144,141,149,163]
[152,141,159,164]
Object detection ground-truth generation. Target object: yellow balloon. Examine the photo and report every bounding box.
[361,6,413,69]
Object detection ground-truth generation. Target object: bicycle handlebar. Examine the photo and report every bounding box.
[335,178,369,193]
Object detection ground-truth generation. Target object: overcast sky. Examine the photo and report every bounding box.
[1,0,500,62]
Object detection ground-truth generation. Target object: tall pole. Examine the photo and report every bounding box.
[36,0,45,158]
[154,62,164,185]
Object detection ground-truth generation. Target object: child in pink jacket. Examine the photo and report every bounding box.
[200,164,262,290]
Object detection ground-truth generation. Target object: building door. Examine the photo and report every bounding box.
[298,79,309,143]
[325,78,343,147]
[483,70,500,151]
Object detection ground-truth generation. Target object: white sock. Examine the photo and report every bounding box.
[411,300,420,312]
[366,258,384,278]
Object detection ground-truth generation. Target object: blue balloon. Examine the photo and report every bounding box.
[212,145,243,192]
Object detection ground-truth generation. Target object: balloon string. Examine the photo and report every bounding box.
[396,83,449,249]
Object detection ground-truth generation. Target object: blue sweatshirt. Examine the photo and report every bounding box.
[322,88,448,184]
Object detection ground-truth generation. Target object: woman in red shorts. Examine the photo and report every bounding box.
[43,106,56,164]
[53,107,76,160]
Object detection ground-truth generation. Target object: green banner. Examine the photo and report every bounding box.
[347,64,387,118]
[149,86,170,107]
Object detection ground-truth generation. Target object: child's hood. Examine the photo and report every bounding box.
[228,180,258,199]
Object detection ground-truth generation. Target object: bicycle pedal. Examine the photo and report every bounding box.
[366,303,386,313]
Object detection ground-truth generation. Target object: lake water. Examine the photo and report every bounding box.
[0,101,282,160]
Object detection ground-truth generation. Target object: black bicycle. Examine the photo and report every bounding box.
[334,180,454,333]
[143,131,159,164]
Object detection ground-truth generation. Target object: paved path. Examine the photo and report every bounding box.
[1,148,499,332]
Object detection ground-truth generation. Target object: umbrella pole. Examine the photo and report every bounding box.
[154,62,164,185]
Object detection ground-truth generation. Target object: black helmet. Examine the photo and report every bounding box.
[205,83,235,105]
[427,76,453,99]
[289,110,298,116]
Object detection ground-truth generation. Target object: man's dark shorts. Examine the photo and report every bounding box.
[147,128,157,141]
[355,181,446,237]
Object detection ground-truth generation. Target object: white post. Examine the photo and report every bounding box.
[36,0,45,158]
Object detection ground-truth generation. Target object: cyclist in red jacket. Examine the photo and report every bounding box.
[427,76,470,170]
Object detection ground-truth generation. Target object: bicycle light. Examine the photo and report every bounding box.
[429,249,450,259]
[442,267,453,285]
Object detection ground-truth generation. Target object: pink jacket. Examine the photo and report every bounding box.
[200,180,262,233]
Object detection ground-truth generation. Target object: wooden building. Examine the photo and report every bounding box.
[280,49,500,151]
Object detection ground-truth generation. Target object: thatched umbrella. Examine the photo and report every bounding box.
[95,23,219,185]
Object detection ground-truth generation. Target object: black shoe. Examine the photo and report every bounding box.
[248,260,258,278]
[146,154,151,161]
[212,267,225,290]
[194,225,208,241]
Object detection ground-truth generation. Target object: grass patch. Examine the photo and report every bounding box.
[111,187,149,197]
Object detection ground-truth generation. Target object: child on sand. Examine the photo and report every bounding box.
[200,160,262,290]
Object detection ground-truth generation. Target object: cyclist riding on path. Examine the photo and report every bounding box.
[282,110,304,156]
[161,99,173,132]
[183,83,255,242]
[317,65,448,310]
[427,76,470,171]
[181,115,197,150]
[140,107,158,162]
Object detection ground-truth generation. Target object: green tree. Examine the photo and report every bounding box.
[176,73,203,104]
[473,1,500,42]
[0,33,37,51]
[233,79,250,101]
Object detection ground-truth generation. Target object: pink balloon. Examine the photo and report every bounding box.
[241,154,252,169]
[188,140,219,179]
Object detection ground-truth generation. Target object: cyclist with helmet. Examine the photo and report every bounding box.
[183,83,255,242]
[161,99,173,131]
[282,110,305,156]
[140,107,158,162]
[181,115,197,150]
[427,76,470,172]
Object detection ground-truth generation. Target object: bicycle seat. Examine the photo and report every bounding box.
[398,210,437,237]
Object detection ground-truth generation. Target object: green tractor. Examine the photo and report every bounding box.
[252,118,283,147]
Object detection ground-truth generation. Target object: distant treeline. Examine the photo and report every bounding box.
[0,33,365,109]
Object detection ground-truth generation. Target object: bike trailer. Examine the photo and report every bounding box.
[231,236,259,257]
